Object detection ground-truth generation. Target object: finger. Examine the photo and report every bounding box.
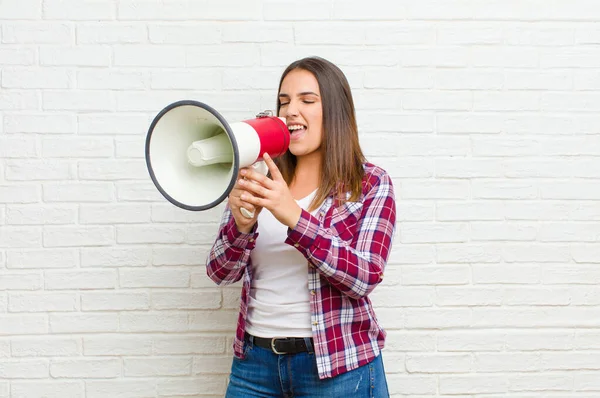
[240,192,266,208]
[240,169,275,190]
[238,178,268,198]
[232,194,256,212]
[262,153,283,181]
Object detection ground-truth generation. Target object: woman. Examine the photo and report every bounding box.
[207,56,396,397]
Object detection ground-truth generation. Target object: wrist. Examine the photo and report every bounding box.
[235,222,255,234]
[286,206,303,230]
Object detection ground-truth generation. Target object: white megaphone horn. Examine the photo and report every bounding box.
[145,100,289,217]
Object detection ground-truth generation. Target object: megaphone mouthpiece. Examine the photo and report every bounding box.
[186,133,233,167]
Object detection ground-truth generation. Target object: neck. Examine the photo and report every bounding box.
[290,151,321,195]
[296,151,321,178]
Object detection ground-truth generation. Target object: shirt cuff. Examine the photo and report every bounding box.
[285,209,320,251]
[224,217,258,250]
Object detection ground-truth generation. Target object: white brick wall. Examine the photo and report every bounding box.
[1,1,599,396]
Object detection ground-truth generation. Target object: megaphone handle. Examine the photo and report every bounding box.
[240,207,254,218]
[239,161,269,219]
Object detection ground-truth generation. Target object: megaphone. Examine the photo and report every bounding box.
[145,100,289,214]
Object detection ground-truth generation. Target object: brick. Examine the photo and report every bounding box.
[0,47,36,66]
[400,222,469,243]
[118,0,261,20]
[44,270,117,290]
[151,291,221,310]
[42,137,114,158]
[77,69,147,90]
[0,360,48,379]
[43,182,114,203]
[386,374,437,395]
[0,314,48,335]
[406,353,472,373]
[2,67,72,89]
[50,359,120,378]
[43,90,114,111]
[0,273,42,290]
[50,314,118,333]
[119,313,188,332]
[124,357,192,377]
[151,203,223,223]
[0,136,37,158]
[5,160,73,181]
[263,1,330,20]
[115,136,146,158]
[510,374,573,392]
[40,46,111,67]
[506,331,574,351]
[8,293,77,312]
[78,160,147,180]
[0,90,40,110]
[117,225,187,244]
[0,185,40,204]
[43,0,114,20]
[79,204,151,224]
[438,331,505,352]
[78,113,149,135]
[365,23,435,45]
[43,226,114,247]
[473,264,541,284]
[81,292,149,311]
[3,113,75,134]
[83,335,152,356]
[439,375,507,394]
[81,247,151,267]
[153,335,226,355]
[7,205,77,225]
[152,69,221,90]
[156,377,226,396]
[11,337,80,357]
[114,45,186,67]
[6,249,77,269]
[148,24,221,44]
[222,23,293,43]
[0,0,42,19]
[0,227,42,248]
[188,310,238,332]
[401,265,470,285]
[119,268,190,288]
[77,23,147,44]
[85,380,156,398]
[10,382,83,398]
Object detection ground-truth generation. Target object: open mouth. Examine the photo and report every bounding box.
[288,124,306,138]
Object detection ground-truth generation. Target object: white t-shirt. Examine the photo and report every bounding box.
[245,189,318,338]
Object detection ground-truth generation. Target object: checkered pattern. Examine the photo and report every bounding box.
[206,163,396,379]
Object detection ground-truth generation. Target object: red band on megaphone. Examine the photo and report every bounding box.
[243,117,290,160]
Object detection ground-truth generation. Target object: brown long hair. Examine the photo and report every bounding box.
[275,56,365,211]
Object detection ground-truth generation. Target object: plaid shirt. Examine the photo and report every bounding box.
[206,163,396,379]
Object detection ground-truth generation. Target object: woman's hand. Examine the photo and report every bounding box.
[237,153,302,230]
[228,167,262,234]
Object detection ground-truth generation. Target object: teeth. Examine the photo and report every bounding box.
[288,125,305,131]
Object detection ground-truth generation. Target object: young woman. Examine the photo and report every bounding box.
[207,56,396,397]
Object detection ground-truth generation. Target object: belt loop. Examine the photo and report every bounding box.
[245,333,254,348]
[303,337,314,354]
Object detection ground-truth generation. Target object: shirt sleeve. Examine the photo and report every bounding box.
[206,202,258,285]
[285,170,396,299]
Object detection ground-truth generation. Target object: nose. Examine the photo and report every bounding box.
[285,100,299,117]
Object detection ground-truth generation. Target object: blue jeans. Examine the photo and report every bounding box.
[226,335,390,397]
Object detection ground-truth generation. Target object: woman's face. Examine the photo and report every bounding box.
[278,69,324,159]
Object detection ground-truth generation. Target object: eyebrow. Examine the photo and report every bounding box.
[278,91,320,98]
